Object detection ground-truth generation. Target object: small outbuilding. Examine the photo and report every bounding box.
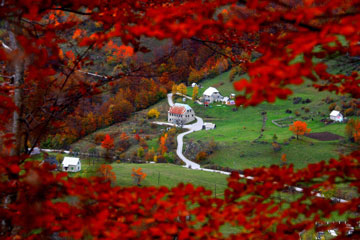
[221,97,229,103]
[330,110,343,122]
[230,93,236,99]
[62,157,81,172]
[203,122,216,130]
[191,83,197,87]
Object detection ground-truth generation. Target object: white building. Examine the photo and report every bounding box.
[168,103,195,125]
[203,122,216,130]
[330,110,343,122]
[62,157,81,172]
[203,87,222,103]
[191,83,197,87]
[221,97,229,103]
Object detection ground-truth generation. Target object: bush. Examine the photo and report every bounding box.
[295,110,301,116]
[94,133,106,144]
[345,108,354,116]
[56,153,64,163]
[272,142,281,152]
[334,105,342,111]
[304,107,310,113]
[195,151,207,163]
[147,109,160,119]
[328,103,337,112]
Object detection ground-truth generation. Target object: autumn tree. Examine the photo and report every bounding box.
[98,164,116,183]
[192,85,199,101]
[131,168,147,186]
[346,119,360,143]
[147,108,160,119]
[177,83,187,96]
[101,134,114,161]
[289,121,311,140]
[172,84,178,94]
[137,147,144,158]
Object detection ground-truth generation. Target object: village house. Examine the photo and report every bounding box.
[168,103,195,125]
[62,157,81,172]
[202,87,222,104]
[330,110,343,122]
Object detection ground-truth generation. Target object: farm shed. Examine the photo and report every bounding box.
[330,110,343,122]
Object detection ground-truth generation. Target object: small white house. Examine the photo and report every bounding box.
[168,103,195,125]
[230,93,236,99]
[330,110,343,122]
[191,83,197,87]
[203,87,222,103]
[62,157,81,172]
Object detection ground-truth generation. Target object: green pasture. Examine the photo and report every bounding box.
[182,71,357,170]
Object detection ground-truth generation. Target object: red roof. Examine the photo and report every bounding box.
[169,106,186,115]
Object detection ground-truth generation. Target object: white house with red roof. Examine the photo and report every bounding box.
[168,103,195,125]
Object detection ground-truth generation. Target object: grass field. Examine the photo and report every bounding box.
[70,159,229,194]
[182,71,357,169]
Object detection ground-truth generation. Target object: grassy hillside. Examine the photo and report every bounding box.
[182,71,357,169]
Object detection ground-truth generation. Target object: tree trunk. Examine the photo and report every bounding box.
[8,28,25,156]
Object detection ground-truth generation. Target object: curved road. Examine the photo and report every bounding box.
[166,93,229,172]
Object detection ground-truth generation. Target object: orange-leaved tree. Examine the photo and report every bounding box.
[131,168,147,186]
[98,164,116,183]
[289,121,311,140]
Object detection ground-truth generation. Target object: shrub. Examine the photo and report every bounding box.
[147,108,160,119]
[334,105,342,111]
[328,103,337,111]
[195,151,207,163]
[56,153,63,163]
[342,101,351,109]
[345,108,354,116]
[94,133,106,144]
[272,134,278,142]
[137,147,144,158]
[304,107,310,113]
[272,142,281,152]
[294,110,301,116]
[324,96,334,104]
